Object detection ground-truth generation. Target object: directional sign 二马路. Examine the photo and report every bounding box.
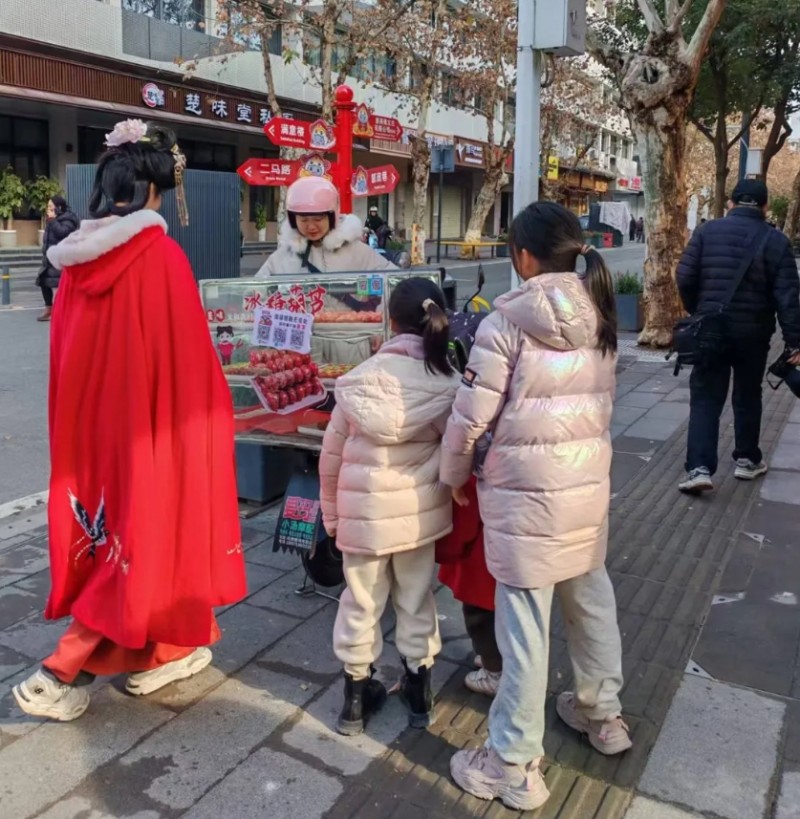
[238,158,299,186]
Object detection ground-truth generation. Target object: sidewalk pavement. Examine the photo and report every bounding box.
[0,337,799,819]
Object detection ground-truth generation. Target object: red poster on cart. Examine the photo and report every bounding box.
[237,158,299,186]
[351,165,400,197]
[264,117,336,151]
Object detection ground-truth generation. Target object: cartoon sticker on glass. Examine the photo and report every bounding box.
[216,325,242,366]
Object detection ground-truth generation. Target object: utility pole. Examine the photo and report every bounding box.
[513,0,541,218]
[739,112,750,182]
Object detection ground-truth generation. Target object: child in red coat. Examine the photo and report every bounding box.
[437,477,502,696]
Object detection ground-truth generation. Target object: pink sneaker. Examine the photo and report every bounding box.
[556,692,632,755]
[450,746,550,811]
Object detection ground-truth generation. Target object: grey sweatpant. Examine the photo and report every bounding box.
[489,567,624,764]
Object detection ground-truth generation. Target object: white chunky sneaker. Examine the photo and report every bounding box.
[13,669,90,722]
[126,648,213,696]
[464,668,501,697]
[734,459,768,481]
[556,692,633,756]
[451,746,550,811]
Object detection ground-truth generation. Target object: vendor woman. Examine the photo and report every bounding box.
[257,176,396,278]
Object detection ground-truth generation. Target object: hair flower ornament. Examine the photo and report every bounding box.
[104,119,149,148]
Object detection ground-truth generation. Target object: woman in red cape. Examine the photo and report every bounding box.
[13,120,247,722]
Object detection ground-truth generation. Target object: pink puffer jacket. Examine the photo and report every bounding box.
[320,334,461,556]
[440,272,615,590]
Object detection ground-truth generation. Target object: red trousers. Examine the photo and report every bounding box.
[43,618,221,685]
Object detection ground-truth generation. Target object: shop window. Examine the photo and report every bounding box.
[441,72,465,108]
[78,127,107,165]
[123,0,205,30]
[353,54,397,83]
[0,116,49,184]
[180,139,236,172]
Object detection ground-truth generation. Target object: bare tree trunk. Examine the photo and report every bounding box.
[463,160,509,244]
[784,166,800,243]
[410,76,434,264]
[636,116,689,348]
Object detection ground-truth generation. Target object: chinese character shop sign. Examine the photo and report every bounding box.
[142,83,165,109]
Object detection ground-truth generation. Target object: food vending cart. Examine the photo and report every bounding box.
[200,268,446,593]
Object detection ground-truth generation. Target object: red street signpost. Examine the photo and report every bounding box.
[237,158,298,186]
[264,117,336,151]
[351,165,400,197]
[369,115,403,142]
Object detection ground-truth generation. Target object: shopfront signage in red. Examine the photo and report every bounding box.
[264,118,336,151]
[142,82,165,109]
[370,115,403,142]
[350,165,400,197]
[618,176,643,192]
[237,158,299,186]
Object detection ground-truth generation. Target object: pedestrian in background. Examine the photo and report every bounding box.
[635,216,645,242]
[628,215,636,242]
[35,196,79,322]
[13,120,246,722]
[443,201,631,812]
[676,179,800,494]
[319,277,460,737]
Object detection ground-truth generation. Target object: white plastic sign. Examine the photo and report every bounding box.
[251,308,313,354]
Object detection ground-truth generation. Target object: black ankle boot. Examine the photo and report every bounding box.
[400,659,435,729]
[336,668,387,736]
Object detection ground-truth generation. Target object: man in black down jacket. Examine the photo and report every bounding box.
[676,179,800,494]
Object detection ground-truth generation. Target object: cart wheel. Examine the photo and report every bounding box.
[302,535,344,588]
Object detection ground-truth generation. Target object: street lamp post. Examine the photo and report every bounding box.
[513,1,541,219]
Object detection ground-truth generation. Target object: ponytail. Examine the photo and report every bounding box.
[388,277,454,377]
[580,245,618,357]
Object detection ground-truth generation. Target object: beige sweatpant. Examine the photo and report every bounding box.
[333,545,441,680]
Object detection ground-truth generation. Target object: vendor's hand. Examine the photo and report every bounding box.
[452,486,470,507]
[789,351,800,366]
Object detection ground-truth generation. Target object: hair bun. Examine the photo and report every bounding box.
[144,123,178,153]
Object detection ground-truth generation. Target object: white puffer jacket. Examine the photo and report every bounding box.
[440,272,615,590]
[320,334,461,556]
[256,214,396,277]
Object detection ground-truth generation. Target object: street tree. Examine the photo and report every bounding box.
[590,0,727,347]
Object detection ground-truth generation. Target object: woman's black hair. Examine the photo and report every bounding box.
[389,277,454,376]
[509,201,617,357]
[88,123,178,219]
[50,195,69,216]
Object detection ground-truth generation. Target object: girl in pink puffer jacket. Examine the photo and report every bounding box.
[444,202,631,813]
[320,277,460,737]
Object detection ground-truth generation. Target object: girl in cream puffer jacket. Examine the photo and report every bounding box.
[445,203,632,813]
[320,277,460,738]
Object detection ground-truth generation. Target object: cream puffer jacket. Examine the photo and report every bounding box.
[440,272,615,590]
[320,334,461,556]
[256,214,396,277]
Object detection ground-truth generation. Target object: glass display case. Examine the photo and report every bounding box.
[200,269,441,450]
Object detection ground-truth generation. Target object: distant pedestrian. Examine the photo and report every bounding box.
[635,216,644,242]
[444,201,630,812]
[319,277,460,737]
[676,179,800,494]
[13,120,246,723]
[35,196,79,322]
[629,216,636,242]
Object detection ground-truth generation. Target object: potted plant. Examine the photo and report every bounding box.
[0,167,26,249]
[614,271,644,332]
[496,232,509,258]
[254,202,268,242]
[26,176,64,246]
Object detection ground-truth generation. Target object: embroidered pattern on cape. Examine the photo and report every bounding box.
[69,489,109,562]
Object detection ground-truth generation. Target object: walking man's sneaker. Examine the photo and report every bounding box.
[13,668,90,722]
[126,647,213,696]
[464,668,501,697]
[556,692,633,756]
[450,746,550,811]
[678,467,714,495]
[734,459,768,481]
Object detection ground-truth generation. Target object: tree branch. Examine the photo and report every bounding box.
[637,0,665,34]
[669,0,694,32]
[687,0,727,71]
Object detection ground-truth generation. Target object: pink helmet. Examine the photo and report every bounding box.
[286,176,339,229]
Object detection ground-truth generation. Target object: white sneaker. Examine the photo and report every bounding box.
[734,459,768,481]
[678,467,714,495]
[465,668,501,697]
[126,648,213,697]
[13,669,90,722]
[473,655,483,669]
[451,746,550,811]
[556,692,632,756]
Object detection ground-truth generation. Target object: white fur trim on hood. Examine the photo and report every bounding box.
[277,213,363,255]
[47,210,168,270]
